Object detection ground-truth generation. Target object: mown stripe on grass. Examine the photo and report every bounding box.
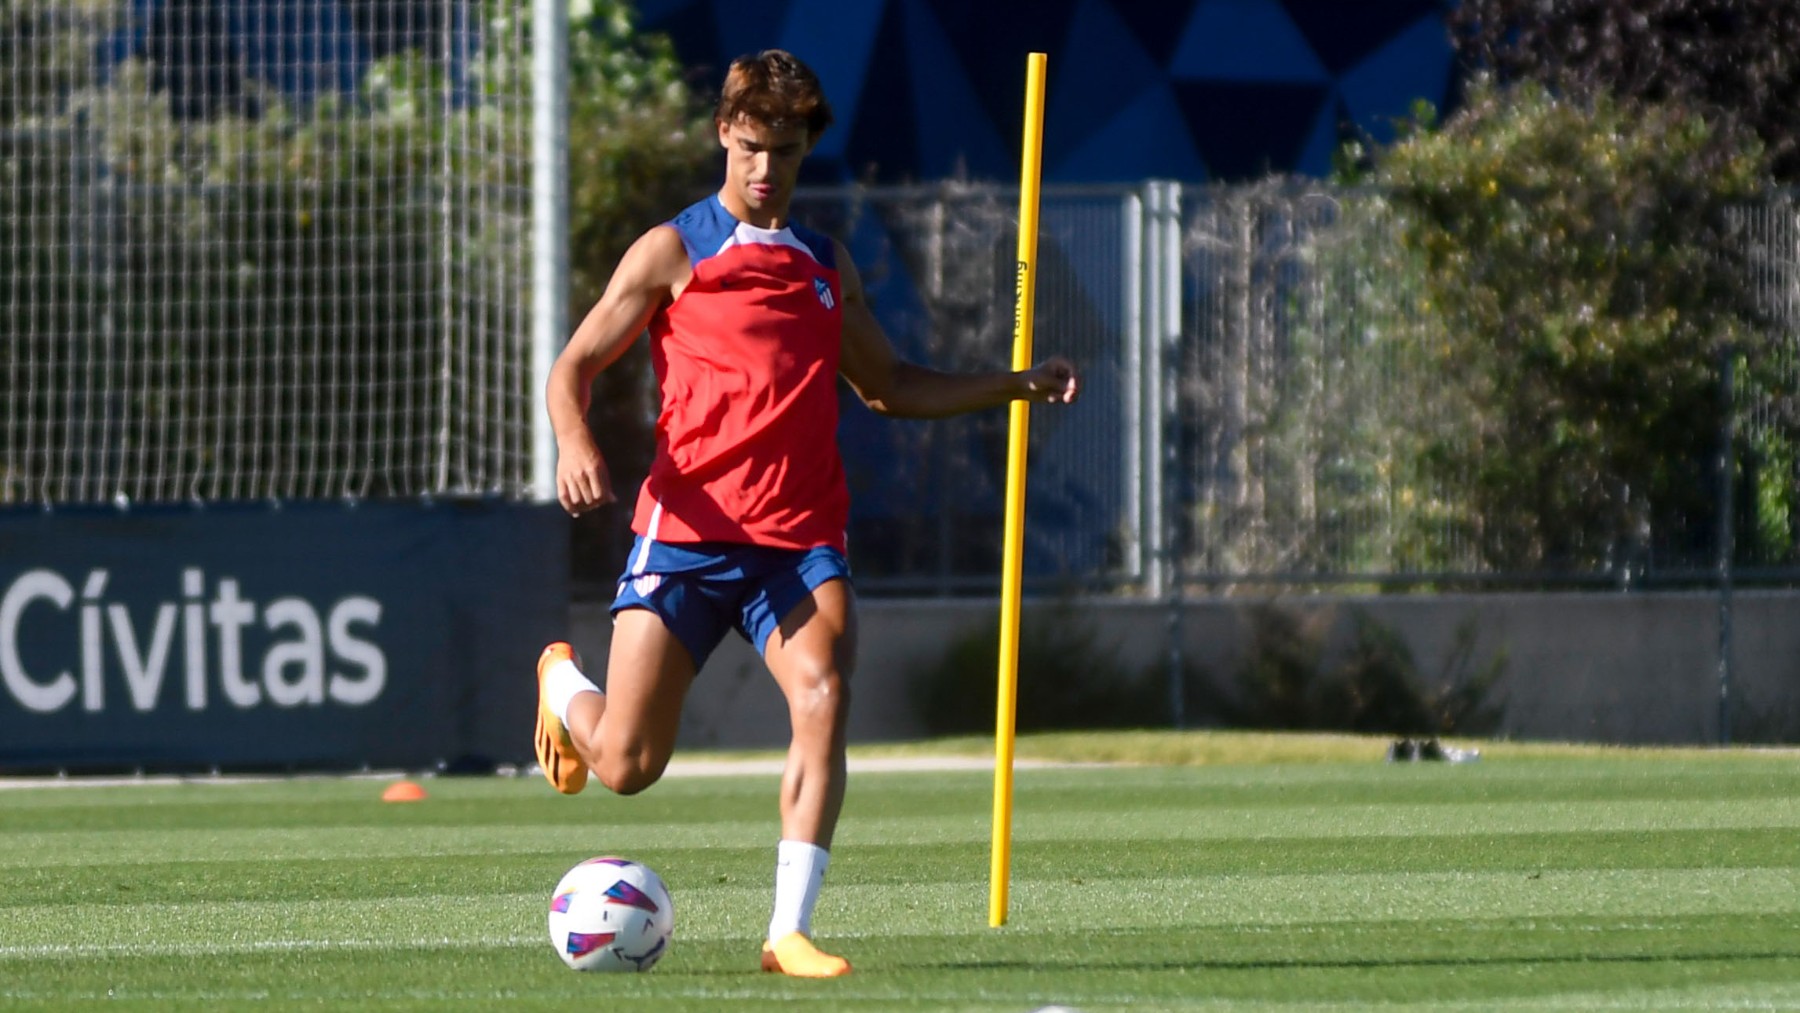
[7,797,1800,869]
[5,984,1800,1012]
[8,827,1793,909]
[1,866,1793,960]
[6,761,1798,835]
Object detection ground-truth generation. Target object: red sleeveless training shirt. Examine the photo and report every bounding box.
[631,194,849,552]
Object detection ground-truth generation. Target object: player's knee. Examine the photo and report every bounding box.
[787,665,850,729]
[597,760,661,796]
[595,746,668,796]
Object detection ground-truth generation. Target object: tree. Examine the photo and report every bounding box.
[1361,80,1794,574]
[0,0,715,531]
[1452,0,1800,181]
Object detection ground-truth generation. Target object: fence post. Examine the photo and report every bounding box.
[1123,190,1146,589]
[1716,345,1736,746]
[1153,181,1186,729]
[1142,182,1169,599]
[530,0,570,503]
[928,196,953,596]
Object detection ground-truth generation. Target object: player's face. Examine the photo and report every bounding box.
[718,116,813,225]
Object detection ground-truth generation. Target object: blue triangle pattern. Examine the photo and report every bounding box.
[1295,95,1346,176]
[1336,14,1454,145]
[710,0,792,66]
[1047,0,1165,167]
[1053,83,1208,182]
[103,0,1460,184]
[1171,0,1328,83]
[633,0,697,24]
[1285,0,1440,76]
[778,0,888,160]
[902,0,1008,179]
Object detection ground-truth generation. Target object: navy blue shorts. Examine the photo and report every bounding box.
[610,537,853,666]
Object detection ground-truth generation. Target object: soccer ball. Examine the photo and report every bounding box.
[547,856,675,972]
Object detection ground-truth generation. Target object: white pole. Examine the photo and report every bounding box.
[1142,182,1167,598]
[1160,182,1185,728]
[530,0,570,502]
[1122,191,1145,589]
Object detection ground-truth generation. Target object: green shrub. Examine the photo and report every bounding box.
[1350,79,1794,573]
[910,600,1168,735]
[909,600,1504,738]
[1226,603,1506,737]
[0,0,715,512]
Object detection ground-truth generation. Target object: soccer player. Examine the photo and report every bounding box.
[533,49,1079,977]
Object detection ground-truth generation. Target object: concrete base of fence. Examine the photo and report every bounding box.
[568,591,1800,749]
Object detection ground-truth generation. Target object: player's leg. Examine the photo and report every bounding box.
[763,578,856,846]
[564,607,698,794]
[757,575,856,977]
[536,538,722,797]
[538,610,697,795]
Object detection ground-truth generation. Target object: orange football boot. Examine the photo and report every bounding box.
[760,932,851,977]
[534,642,588,795]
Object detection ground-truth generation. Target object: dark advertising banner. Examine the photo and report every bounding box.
[0,500,567,773]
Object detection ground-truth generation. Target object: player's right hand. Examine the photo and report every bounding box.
[556,442,617,517]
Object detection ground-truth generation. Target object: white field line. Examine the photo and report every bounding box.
[0,935,541,959]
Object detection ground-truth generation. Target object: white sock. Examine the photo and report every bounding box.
[544,658,601,725]
[769,840,829,941]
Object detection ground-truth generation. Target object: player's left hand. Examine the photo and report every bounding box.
[1023,356,1080,405]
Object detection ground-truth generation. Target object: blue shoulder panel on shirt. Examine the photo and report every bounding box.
[668,195,737,267]
[788,222,837,271]
[668,194,838,270]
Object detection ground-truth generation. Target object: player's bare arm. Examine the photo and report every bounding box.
[548,225,692,516]
[834,241,1080,418]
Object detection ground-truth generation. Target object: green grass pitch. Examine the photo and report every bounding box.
[3,738,1799,1011]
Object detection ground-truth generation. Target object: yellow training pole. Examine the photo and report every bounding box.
[991,51,1047,930]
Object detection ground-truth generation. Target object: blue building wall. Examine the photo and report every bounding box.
[103,0,1459,181]
[637,0,1460,183]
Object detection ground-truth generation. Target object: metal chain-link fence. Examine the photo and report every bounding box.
[0,0,533,506]
[795,182,1800,594]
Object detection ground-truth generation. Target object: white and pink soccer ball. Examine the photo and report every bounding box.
[547,856,675,972]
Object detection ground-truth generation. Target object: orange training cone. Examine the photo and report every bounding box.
[382,780,428,802]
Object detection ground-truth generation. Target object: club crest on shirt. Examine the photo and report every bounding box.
[813,276,836,310]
